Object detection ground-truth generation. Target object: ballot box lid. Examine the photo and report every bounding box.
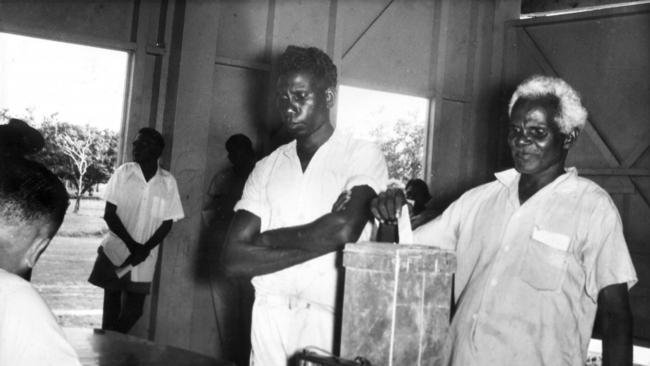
[343,242,456,274]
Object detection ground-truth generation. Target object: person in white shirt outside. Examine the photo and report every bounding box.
[221,45,388,366]
[370,75,636,366]
[88,127,184,333]
[0,119,81,366]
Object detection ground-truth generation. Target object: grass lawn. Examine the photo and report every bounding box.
[31,198,107,328]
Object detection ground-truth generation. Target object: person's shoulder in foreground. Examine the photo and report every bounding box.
[0,269,81,366]
[0,119,81,366]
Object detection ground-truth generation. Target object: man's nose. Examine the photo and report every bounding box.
[278,97,296,111]
[513,130,532,146]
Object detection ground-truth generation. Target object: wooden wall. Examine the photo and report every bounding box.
[0,0,523,359]
[157,0,521,358]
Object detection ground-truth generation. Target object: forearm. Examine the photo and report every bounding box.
[143,220,173,251]
[256,185,375,251]
[602,310,633,366]
[104,211,139,249]
[222,242,327,277]
[600,283,634,366]
[255,212,368,252]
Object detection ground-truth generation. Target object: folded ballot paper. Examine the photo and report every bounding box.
[101,232,133,278]
[396,204,414,244]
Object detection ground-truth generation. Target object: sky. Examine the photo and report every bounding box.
[336,85,429,142]
[0,32,128,131]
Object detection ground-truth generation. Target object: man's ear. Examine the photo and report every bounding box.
[325,87,336,109]
[23,236,51,268]
[563,128,579,149]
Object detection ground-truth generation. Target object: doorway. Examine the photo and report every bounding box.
[0,31,129,328]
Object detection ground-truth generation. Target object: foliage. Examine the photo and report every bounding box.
[370,117,425,183]
[1,110,118,212]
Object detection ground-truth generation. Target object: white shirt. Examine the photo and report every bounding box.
[102,162,184,282]
[0,269,81,366]
[414,168,637,366]
[235,131,389,310]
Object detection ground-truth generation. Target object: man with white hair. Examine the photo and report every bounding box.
[371,75,637,365]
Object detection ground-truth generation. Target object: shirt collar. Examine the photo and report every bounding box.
[128,162,161,182]
[281,129,340,158]
[494,167,579,194]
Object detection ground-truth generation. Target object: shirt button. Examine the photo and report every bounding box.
[490,278,498,286]
[472,313,478,320]
[503,246,510,252]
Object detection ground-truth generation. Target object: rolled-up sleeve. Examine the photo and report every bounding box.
[102,165,122,205]
[234,156,272,228]
[164,176,185,222]
[582,196,637,302]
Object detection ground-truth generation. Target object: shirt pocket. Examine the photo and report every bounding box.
[519,226,571,291]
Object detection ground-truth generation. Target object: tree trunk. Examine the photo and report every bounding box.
[74,176,83,213]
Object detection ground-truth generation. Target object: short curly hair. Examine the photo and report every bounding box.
[508,75,588,134]
[277,45,337,90]
[0,121,69,234]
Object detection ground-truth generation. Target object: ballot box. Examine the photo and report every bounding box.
[340,242,456,366]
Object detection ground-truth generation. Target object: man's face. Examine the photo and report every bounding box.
[132,133,162,164]
[275,71,331,138]
[507,97,567,176]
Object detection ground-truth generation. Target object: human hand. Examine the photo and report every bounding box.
[331,190,351,212]
[370,188,407,225]
[127,247,150,266]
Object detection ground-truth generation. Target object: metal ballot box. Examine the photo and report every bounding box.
[340,242,456,366]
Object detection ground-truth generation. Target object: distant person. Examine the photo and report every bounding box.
[202,133,257,366]
[0,119,81,365]
[88,128,184,333]
[405,178,431,216]
[206,133,257,223]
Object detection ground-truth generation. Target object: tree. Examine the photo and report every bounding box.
[2,110,119,210]
[370,118,425,183]
[34,117,118,212]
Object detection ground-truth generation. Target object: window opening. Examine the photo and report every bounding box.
[336,85,429,186]
[0,32,129,328]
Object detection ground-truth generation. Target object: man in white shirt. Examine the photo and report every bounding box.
[221,45,388,366]
[89,127,184,333]
[0,119,81,366]
[371,75,637,366]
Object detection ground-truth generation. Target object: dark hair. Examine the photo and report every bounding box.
[277,46,337,90]
[225,134,253,153]
[0,119,45,157]
[138,127,165,150]
[0,121,69,234]
[406,179,431,200]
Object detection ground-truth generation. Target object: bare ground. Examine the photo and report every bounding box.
[31,199,107,328]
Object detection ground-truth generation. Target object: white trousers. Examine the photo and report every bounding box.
[250,294,334,366]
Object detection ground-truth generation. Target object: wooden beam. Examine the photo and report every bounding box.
[512,1,650,26]
[0,23,137,51]
[518,28,622,168]
[579,168,650,176]
[341,0,395,59]
[623,132,650,168]
[582,121,622,167]
[214,56,271,72]
[518,27,558,75]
